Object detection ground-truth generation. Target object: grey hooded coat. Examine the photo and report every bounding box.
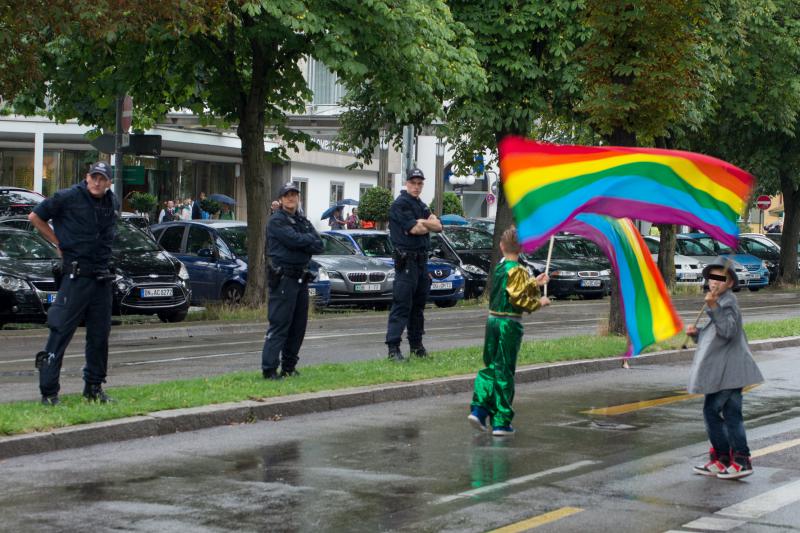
[687,290,764,394]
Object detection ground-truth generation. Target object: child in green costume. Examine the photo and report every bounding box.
[468,226,550,436]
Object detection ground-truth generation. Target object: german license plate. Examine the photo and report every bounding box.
[679,273,697,280]
[308,287,317,296]
[141,288,173,298]
[749,273,761,279]
[354,283,380,292]
[41,292,57,304]
[431,282,452,290]
[580,279,602,287]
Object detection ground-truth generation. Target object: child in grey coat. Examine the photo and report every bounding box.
[686,257,764,480]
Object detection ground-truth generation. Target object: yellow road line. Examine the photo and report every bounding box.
[752,437,800,458]
[583,385,759,416]
[489,507,584,533]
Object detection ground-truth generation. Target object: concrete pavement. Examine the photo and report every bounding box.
[1,336,797,461]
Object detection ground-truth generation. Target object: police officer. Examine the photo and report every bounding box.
[28,161,119,405]
[261,182,324,380]
[386,168,442,361]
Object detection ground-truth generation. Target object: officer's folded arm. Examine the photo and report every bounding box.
[270,219,322,250]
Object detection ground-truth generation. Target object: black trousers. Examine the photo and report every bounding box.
[386,257,430,346]
[39,276,112,397]
[261,276,310,371]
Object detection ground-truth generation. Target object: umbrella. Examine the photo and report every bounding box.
[208,193,237,205]
[321,204,345,220]
[441,214,468,225]
[340,198,359,206]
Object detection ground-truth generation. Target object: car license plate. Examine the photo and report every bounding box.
[41,292,57,304]
[679,273,697,280]
[354,283,381,292]
[580,279,602,287]
[308,288,317,296]
[749,273,761,279]
[141,288,173,298]
[431,282,452,290]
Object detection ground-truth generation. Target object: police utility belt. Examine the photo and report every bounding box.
[392,250,427,270]
[52,261,115,287]
[268,264,314,289]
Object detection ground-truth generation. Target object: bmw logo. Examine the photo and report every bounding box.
[434,269,444,278]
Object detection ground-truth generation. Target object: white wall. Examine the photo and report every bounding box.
[291,162,378,231]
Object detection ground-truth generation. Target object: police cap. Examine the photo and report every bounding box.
[406,168,425,181]
[277,182,301,197]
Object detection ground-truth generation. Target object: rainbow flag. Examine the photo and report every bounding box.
[564,214,683,356]
[499,137,755,252]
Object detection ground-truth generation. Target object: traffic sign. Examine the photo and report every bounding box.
[486,193,496,205]
[756,195,771,210]
[121,95,133,133]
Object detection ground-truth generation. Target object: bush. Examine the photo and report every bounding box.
[430,192,464,216]
[128,192,157,215]
[200,198,221,215]
[358,187,393,224]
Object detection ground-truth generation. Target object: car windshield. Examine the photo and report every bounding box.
[112,221,160,252]
[216,226,248,257]
[319,234,356,255]
[677,238,715,256]
[0,231,59,260]
[444,227,492,249]
[352,234,394,257]
[693,235,733,254]
[0,189,44,208]
[529,240,578,260]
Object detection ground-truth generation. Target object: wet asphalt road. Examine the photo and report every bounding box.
[0,347,798,532]
[0,290,799,402]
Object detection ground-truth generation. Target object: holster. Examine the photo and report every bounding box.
[52,263,63,291]
[302,270,315,284]
[268,265,283,290]
[393,251,408,271]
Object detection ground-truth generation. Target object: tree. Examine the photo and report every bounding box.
[127,191,157,218]
[431,192,464,217]
[12,1,482,306]
[358,187,393,228]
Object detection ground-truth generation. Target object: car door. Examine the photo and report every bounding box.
[184,225,220,300]
[156,224,197,296]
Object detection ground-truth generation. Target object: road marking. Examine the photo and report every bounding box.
[434,460,599,505]
[681,516,746,531]
[751,436,800,458]
[584,385,759,416]
[489,507,583,532]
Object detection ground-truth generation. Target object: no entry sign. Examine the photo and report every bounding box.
[756,195,771,210]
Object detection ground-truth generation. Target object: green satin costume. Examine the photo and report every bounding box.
[471,259,543,427]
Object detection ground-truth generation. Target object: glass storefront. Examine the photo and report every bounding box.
[0,149,94,196]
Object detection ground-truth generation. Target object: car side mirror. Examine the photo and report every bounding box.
[198,248,215,259]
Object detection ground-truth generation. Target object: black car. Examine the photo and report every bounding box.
[523,236,611,299]
[429,229,490,299]
[0,227,61,326]
[0,187,44,217]
[0,217,192,323]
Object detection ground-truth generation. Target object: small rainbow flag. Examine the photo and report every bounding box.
[499,137,755,252]
[564,214,683,355]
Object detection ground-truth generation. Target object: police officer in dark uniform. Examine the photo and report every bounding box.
[28,161,119,405]
[261,182,324,380]
[386,168,442,361]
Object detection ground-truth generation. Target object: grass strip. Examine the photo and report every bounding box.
[1,317,798,436]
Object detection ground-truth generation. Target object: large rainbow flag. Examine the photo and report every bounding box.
[563,214,683,356]
[499,137,755,252]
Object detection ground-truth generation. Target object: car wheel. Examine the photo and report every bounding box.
[157,309,188,323]
[222,283,244,304]
[748,287,760,292]
[434,299,458,308]
[583,293,604,300]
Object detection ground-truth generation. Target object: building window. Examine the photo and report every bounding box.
[306,59,345,111]
[330,181,344,206]
[359,183,372,199]
[293,178,308,214]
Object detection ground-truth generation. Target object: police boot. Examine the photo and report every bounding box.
[279,368,300,378]
[41,395,60,406]
[83,383,114,403]
[387,345,405,362]
[263,368,283,380]
[410,343,428,358]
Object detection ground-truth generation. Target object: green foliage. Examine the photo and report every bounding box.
[127,191,157,214]
[431,192,463,216]
[200,198,221,215]
[358,187,393,223]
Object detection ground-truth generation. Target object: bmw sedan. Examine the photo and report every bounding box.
[524,236,611,299]
[324,229,465,308]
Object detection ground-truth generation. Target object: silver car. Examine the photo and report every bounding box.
[313,234,395,306]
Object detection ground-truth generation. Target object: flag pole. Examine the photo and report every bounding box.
[543,235,555,297]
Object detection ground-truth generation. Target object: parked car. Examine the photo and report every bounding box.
[121,211,155,239]
[468,217,495,234]
[737,234,783,281]
[642,236,705,286]
[0,187,44,217]
[0,227,61,326]
[324,229,465,308]
[680,233,770,290]
[429,231,488,299]
[670,234,749,290]
[314,233,395,307]
[523,235,611,299]
[151,220,331,307]
[750,232,800,273]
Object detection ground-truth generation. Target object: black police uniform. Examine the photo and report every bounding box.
[386,189,432,355]
[261,201,323,376]
[33,179,118,400]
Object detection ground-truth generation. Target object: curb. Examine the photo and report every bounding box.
[1,336,798,461]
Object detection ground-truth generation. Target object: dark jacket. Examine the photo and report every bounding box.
[267,208,323,269]
[191,201,202,220]
[33,181,118,272]
[388,190,430,252]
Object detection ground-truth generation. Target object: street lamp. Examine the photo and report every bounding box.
[378,130,389,190]
[449,173,476,202]
[434,138,446,216]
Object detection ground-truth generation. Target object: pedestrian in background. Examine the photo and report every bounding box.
[192,192,205,220]
[28,161,119,405]
[261,182,323,380]
[385,168,442,361]
[688,257,764,479]
[159,200,176,222]
[328,206,346,230]
[468,226,550,436]
[346,208,360,229]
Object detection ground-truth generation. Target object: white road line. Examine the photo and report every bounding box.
[681,516,746,531]
[433,460,599,505]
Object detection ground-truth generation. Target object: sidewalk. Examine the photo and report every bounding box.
[1,336,798,461]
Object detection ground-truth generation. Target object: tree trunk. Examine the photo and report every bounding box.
[656,224,676,288]
[486,130,520,298]
[778,173,800,285]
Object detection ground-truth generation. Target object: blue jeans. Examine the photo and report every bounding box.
[703,388,750,457]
